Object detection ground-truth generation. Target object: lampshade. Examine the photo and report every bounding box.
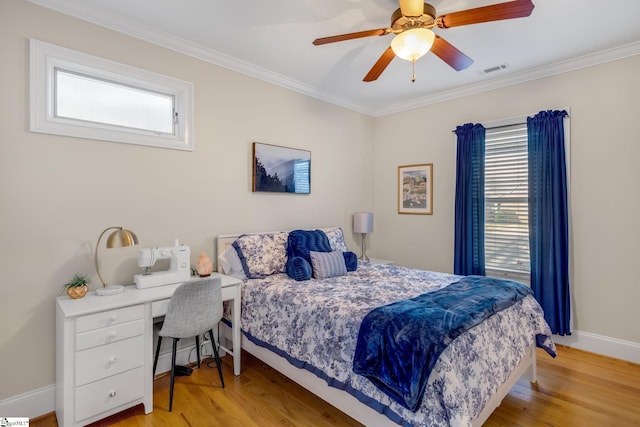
[95,226,139,296]
[391,28,435,62]
[353,212,374,234]
[106,228,139,248]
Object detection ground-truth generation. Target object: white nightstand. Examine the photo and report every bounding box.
[363,258,394,265]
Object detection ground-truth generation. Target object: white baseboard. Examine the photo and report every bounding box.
[1,330,636,420]
[153,338,219,375]
[0,341,207,420]
[552,330,640,364]
[0,384,55,419]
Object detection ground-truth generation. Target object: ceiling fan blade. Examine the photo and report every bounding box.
[399,0,424,17]
[363,47,396,82]
[436,0,535,29]
[430,36,474,71]
[313,28,389,45]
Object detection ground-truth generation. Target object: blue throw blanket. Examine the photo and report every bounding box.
[352,276,533,411]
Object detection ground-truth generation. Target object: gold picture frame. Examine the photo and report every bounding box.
[398,164,433,215]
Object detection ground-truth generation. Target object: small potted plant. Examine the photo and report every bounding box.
[63,273,90,299]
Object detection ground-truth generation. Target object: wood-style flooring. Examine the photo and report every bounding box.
[32,345,640,426]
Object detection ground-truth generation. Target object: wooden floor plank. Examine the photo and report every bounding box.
[32,345,640,426]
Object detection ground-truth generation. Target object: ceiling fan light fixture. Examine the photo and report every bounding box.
[391,28,435,62]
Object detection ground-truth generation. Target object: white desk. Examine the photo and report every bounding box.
[55,273,242,427]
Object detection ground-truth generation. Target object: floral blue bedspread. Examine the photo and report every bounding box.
[239,263,556,427]
[353,276,547,412]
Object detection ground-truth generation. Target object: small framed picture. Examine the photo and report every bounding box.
[398,164,433,215]
[252,142,311,194]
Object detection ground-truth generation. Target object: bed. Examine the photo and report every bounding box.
[216,228,555,427]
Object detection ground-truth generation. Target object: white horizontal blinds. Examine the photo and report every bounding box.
[484,123,530,274]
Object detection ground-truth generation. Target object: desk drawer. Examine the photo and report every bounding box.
[75,367,144,422]
[75,335,144,386]
[76,305,144,333]
[76,319,144,351]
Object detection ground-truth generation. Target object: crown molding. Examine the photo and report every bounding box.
[374,40,640,116]
[27,1,640,118]
[26,0,375,116]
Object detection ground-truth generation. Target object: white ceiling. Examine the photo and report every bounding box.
[28,0,640,116]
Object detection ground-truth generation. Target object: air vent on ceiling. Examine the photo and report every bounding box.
[482,63,509,74]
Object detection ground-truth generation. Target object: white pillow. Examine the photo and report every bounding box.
[218,245,247,281]
[309,250,347,279]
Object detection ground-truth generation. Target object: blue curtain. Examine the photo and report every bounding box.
[527,110,571,335]
[454,123,486,276]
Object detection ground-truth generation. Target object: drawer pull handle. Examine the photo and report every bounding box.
[109,356,118,363]
[108,315,117,322]
[109,390,116,398]
[108,331,118,338]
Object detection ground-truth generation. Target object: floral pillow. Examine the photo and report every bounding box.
[232,232,288,279]
[324,227,348,252]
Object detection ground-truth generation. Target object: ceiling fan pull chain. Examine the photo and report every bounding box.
[412,58,416,82]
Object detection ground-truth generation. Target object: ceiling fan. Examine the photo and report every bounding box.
[312,0,535,82]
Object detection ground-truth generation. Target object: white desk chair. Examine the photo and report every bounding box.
[152,277,225,411]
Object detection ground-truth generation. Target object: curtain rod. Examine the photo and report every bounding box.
[451,122,525,133]
[451,112,570,133]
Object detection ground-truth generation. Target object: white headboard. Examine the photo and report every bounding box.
[217,233,242,252]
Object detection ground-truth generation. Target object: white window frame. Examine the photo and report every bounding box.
[29,39,194,151]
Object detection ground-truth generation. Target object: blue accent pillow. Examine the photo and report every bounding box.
[309,251,347,279]
[286,256,312,281]
[343,251,358,272]
[287,229,332,263]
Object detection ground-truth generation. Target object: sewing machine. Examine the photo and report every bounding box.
[134,240,191,289]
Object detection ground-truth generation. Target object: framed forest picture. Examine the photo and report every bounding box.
[398,163,433,215]
[252,142,311,194]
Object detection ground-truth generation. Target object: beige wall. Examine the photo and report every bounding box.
[0,0,374,400]
[374,55,640,344]
[2,0,639,410]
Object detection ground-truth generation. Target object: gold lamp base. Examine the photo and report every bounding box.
[95,226,139,297]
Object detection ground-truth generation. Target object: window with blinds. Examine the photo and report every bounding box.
[484,123,530,278]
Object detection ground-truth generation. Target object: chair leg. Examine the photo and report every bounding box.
[169,338,178,412]
[195,335,201,368]
[208,329,225,388]
[153,336,162,376]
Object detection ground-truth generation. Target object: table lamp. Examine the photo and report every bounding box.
[95,226,139,296]
[353,212,373,261]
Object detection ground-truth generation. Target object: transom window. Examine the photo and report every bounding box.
[54,69,176,134]
[30,39,193,150]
